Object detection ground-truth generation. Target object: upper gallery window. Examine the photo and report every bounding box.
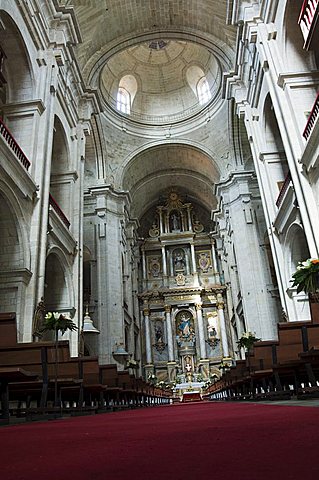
[117,87,131,114]
[117,75,138,115]
[197,76,211,105]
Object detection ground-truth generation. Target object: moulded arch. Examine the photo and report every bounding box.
[284,222,310,286]
[279,0,317,72]
[0,181,30,270]
[121,142,220,220]
[51,115,71,174]
[0,10,35,104]
[44,247,75,312]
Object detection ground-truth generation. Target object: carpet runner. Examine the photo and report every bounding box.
[1,402,319,479]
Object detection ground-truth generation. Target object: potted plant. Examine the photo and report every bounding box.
[237,331,260,372]
[41,312,78,406]
[237,331,260,352]
[291,258,319,300]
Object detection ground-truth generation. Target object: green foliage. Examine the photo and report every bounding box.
[237,331,260,351]
[41,312,78,335]
[291,259,319,294]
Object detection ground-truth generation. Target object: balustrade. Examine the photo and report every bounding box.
[303,92,319,140]
[298,0,319,47]
[276,172,292,208]
[0,117,31,170]
[49,193,70,228]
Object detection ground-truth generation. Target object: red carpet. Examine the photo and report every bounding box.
[1,402,319,480]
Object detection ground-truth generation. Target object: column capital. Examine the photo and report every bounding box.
[143,308,150,316]
[195,303,202,311]
[164,305,171,314]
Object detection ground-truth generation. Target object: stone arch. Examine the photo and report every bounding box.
[0,10,35,105]
[286,223,310,282]
[279,0,317,72]
[44,249,74,314]
[284,222,311,321]
[50,115,72,220]
[261,93,289,201]
[0,186,30,339]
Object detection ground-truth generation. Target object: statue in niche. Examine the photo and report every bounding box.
[206,311,220,348]
[149,257,161,278]
[174,249,185,271]
[170,211,181,231]
[177,311,194,341]
[153,321,166,353]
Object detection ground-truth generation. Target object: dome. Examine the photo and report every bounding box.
[100,39,222,124]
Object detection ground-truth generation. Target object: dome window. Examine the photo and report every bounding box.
[116,75,138,115]
[197,76,211,105]
[117,87,131,114]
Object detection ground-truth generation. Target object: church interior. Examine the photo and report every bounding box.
[1,0,319,478]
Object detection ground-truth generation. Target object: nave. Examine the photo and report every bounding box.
[1,401,319,480]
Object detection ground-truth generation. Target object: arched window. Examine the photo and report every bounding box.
[117,87,131,114]
[197,76,211,105]
[116,75,138,115]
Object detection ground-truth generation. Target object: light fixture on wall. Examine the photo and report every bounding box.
[112,342,129,359]
[82,304,100,334]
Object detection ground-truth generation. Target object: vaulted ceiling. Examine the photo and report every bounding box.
[69,0,238,221]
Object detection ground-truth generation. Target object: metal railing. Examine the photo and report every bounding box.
[303,92,319,140]
[0,117,31,170]
[49,193,70,228]
[298,0,319,47]
[276,172,292,208]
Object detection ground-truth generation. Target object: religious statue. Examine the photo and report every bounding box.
[174,250,185,271]
[179,313,191,337]
[170,212,181,231]
[206,312,220,348]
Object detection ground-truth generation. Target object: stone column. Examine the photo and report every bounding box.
[217,293,230,358]
[211,240,220,283]
[157,207,164,235]
[141,247,147,280]
[143,308,152,365]
[190,243,199,285]
[165,305,174,361]
[161,246,168,286]
[196,303,207,359]
[186,204,192,231]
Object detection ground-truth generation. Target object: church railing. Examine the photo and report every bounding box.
[298,0,319,49]
[0,117,31,170]
[49,193,70,228]
[276,172,292,208]
[303,92,319,140]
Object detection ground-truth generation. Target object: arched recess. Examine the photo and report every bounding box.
[0,188,30,339]
[44,251,73,322]
[0,10,34,106]
[121,143,220,221]
[50,116,72,222]
[280,0,318,72]
[262,93,289,203]
[0,10,35,159]
[285,223,311,321]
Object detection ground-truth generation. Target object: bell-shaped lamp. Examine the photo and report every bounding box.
[112,342,129,358]
[82,306,100,334]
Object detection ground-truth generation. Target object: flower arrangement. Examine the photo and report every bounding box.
[291,258,319,294]
[41,312,77,407]
[41,312,78,335]
[237,331,260,351]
